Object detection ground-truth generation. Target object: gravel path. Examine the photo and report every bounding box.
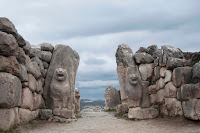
[19,107,200,133]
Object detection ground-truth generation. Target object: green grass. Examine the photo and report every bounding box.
[28,120,34,124]
[104,109,117,112]
[189,61,197,67]
[0,128,20,133]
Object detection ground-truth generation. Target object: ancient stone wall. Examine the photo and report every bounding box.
[114,44,200,120]
[0,17,80,131]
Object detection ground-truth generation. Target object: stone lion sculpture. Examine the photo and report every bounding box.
[50,68,71,110]
[125,74,143,108]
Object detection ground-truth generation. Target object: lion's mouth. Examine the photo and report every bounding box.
[57,73,64,77]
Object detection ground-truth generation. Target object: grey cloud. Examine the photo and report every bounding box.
[1,0,200,100]
[85,58,107,65]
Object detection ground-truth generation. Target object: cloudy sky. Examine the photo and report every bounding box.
[1,0,200,100]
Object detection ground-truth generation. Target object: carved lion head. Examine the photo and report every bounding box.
[128,74,138,85]
[54,68,67,81]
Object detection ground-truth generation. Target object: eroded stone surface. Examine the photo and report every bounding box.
[105,85,121,110]
[128,107,158,120]
[0,73,21,108]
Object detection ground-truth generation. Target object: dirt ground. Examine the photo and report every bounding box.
[19,107,200,133]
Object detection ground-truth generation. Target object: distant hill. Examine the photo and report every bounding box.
[80,99,105,110]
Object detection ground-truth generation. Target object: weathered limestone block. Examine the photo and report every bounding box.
[31,61,42,79]
[164,82,177,98]
[53,108,75,119]
[0,73,21,108]
[154,66,161,80]
[32,93,44,111]
[43,61,49,69]
[41,51,52,63]
[116,44,136,67]
[146,45,158,55]
[25,54,41,79]
[148,85,157,94]
[128,107,158,120]
[0,108,19,131]
[153,49,162,66]
[40,42,54,52]
[0,55,28,82]
[16,47,26,65]
[29,46,41,59]
[105,85,121,110]
[74,88,80,112]
[192,62,200,83]
[182,99,200,120]
[136,47,148,53]
[135,52,154,64]
[160,98,183,117]
[160,67,167,78]
[44,45,79,109]
[116,104,128,114]
[36,77,44,94]
[0,31,19,56]
[0,17,18,36]
[31,56,44,74]
[39,109,53,120]
[21,87,33,110]
[164,70,172,83]
[150,94,156,105]
[166,57,184,69]
[23,41,31,55]
[172,67,193,88]
[162,45,184,59]
[139,64,154,81]
[28,74,37,92]
[126,74,143,108]
[0,56,20,76]
[16,34,26,47]
[158,78,165,89]
[19,108,39,124]
[177,83,200,101]
[156,89,165,104]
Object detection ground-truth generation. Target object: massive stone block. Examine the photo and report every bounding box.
[182,99,200,120]
[40,42,54,52]
[105,85,121,110]
[139,64,154,81]
[160,98,183,117]
[172,67,193,88]
[192,62,200,83]
[177,83,200,101]
[44,45,79,109]
[164,82,177,98]
[0,17,18,36]
[0,108,19,131]
[20,87,33,110]
[0,73,21,108]
[128,107,158,120]
[134,52,154,64]
[41,51,52,63]
[0,31,19,56]
[116,44,141,104]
